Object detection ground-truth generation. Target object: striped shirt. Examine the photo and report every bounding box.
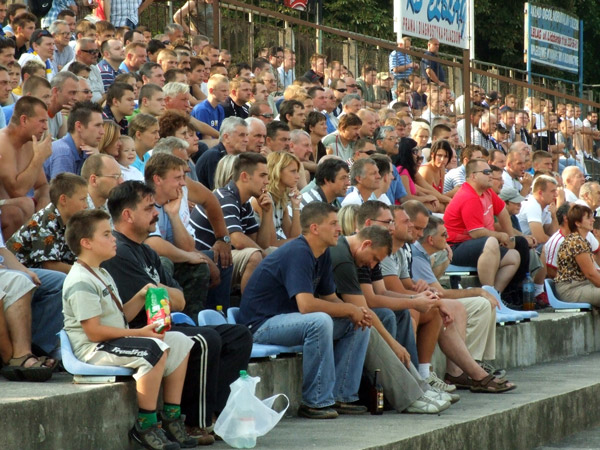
[389,50,413,80]
[98,59,123,92]
[189,181,259,250]
[110,0,143,27]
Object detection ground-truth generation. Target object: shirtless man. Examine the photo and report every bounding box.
[0,96,52,239]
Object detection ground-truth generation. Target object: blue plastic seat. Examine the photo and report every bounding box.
[59,330,134,377]
[197,309,228,326]
[171,312,196,326]
[226,307,303,357]
[481,285,539,323]
[446,264,478,274]
[545,279,592,311]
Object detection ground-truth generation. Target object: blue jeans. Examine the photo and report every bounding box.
[202,250,233,310]
[30,269,65,354]
[373,308,418,367]
[253,312,370,408]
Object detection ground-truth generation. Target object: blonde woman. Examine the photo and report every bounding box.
[213,154,237,190]
[130,113,160,170]
[410,121,431,148]
[338,204,359,236]
[251,151,302,246]
[98,120,122,157]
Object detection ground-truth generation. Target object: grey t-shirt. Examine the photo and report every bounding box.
[380,246,411,280]
[62,262,128,360]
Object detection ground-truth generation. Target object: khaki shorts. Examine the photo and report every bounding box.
[0,270,36,311]
[231,248,263,286]
[85,331,193,380]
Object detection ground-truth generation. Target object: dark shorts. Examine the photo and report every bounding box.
[449,237,508,266]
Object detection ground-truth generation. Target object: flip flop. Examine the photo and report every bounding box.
[0,353,54,382]
[469,374,516,393]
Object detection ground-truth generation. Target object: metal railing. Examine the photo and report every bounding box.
[138,0,600,111]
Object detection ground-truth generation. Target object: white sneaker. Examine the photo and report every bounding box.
[427,371,457,393]
[405,394,450,414]
[428,386,460,404]
[423,390,452,409]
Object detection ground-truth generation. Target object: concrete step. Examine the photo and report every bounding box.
[2,310,600,449]
[250,352,600,450]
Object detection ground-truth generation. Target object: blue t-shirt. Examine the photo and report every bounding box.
[238,235,336,332]
[191,99,224,139]
[387,165,407,203]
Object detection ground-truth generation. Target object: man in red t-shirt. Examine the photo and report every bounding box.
[444,159,520,293]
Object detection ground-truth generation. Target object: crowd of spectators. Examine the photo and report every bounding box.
[0,1,599,447]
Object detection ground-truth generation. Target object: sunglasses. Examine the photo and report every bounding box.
[359,150,375,155]
[474,169,493,175]
[259,113,274,119]
[335,88,347,93]
[81,49,99,55]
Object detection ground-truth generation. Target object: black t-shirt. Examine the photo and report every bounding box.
[101,231,181,328]
[357,264,383,285]
[222,96,249,119]
[330,236,363,296]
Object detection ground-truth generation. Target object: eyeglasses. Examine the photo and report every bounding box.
[259,113,274,119]
[335,88,347,93]
[81,49,99,55]
[98,173,123,180]
[473,169,493,175]
[372,219,395,225]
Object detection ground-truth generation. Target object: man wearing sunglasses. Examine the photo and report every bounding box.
[18,29,56,81]
[330,78,346,117]
[62,38,105,103]
[444,159,521,294]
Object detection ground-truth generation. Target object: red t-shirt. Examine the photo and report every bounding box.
[444,182,506,244]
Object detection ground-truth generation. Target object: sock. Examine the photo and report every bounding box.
[163,403,181,420]
[138,409,157,430]
[418,363,431,379]
[534,284,544,296]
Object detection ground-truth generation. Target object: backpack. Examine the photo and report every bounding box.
[29,0,53,18]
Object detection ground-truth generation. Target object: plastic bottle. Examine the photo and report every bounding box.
[523,272,535,311]
[229,370,257,449]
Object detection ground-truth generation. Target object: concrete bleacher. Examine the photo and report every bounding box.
[2,310,600,449]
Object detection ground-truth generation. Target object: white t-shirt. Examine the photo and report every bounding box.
[119,164,144,182]
[517,197,551,237]
[545,229,599,270]
[564,189,578,203]
[502,170,523,192]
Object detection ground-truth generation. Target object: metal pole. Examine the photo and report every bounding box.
[579,20,584,102]
[526,4,532,98]
[463,49,471,145]
[213,0,221,48]
[316,0,323,54]
[167,1,173,24]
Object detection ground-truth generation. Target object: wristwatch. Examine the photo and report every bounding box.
[216,235,231,244]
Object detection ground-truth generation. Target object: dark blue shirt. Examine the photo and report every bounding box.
[194,142,227,190]
[420,51,445,84]
[238,235,336,332]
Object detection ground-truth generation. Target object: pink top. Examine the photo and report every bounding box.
[397,165,416,195]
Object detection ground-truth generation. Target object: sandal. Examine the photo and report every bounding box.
[0,353,54,382]
[444,372,473,389]
[469,374,516,393]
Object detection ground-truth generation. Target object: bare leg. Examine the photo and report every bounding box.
[414,308,442,364]
[494,249,520,293]
[240,252,262,294]
[0,299,13,363]
[163,352,190,405]
[4,292,33,360]
[137,351,168,411]
[477,238,501,287]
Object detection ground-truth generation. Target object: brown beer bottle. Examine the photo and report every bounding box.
[370,369,384,415]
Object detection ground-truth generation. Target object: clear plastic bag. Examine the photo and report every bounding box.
[214,371,289,449]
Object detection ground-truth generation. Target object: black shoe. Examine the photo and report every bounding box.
[129,421,180,450]
[159,413,198,448]
[297,403,338,419]
[332,401,368,415]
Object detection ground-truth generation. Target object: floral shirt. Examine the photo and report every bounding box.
[556,233,590,283]
[7,203,75,267]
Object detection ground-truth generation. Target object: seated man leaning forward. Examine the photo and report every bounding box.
[238,202,372,419]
